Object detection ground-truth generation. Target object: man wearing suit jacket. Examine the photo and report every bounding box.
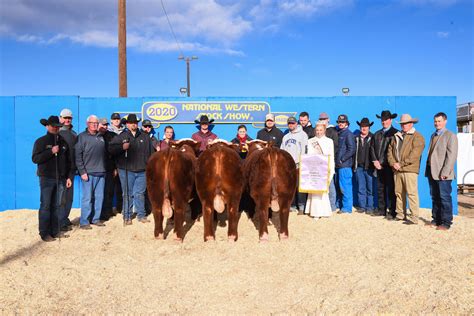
[425,112,458,231]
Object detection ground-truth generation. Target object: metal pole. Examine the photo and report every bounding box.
[186,58,191,97]
[118,0,128,97]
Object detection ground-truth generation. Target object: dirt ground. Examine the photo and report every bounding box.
[458,193,474,217]
[1,208,472,314]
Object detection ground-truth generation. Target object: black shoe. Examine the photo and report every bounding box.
[92,221,106,227]
[61,226,72,232]
[41,235,57,242]
[80,224,92,230]
[52,232,70,238]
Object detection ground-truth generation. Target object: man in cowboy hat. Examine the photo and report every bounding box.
[32,116,73,242]
[109,114,156,225]
[353,118,375,214]
[370,110,399,218]
[58,108,77,231]
[256,113,284,147]
[192,115,218,153]
[335,114,356,213]
[387,114,425,224]
[425,112,458,230]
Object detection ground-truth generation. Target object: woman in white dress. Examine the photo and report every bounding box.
[304,121,335,220]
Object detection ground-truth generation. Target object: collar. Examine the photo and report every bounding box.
[435,128,446,136]
[382,126,391,133]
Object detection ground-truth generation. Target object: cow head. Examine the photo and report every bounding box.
[247,139,271,155]
[170,138,201,156]
[208,139,240,153]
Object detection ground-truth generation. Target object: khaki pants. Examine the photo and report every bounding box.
[394,172,419,223]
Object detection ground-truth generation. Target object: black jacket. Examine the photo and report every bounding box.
[101,130,117,172]
[256,127,284,147]
[326,126,339,156]
[301,123,314,139]
[32,132,72,180]
[370,126,398,167]
[353,132,374,171]
[108,129,155,172]
[59,126,77,173]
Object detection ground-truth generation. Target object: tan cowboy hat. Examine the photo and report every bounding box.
[397,113,419,124]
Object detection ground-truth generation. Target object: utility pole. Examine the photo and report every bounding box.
[118,0,127,97]
[178,56,198,97]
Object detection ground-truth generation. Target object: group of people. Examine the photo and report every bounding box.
[32,107,457,242]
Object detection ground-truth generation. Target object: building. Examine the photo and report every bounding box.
[457,102,474,133]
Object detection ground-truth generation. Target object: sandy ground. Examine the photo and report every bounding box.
[458,193,474,218]
[1,208,473,314]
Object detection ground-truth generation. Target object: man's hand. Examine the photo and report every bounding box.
[373,160,382,170]
[441,176,448,180]
[393,162,401,171]
[66,178,72,188]
[52,145,59,154]
[113,169,118,177]
[123,142,130,150]
[81,173,89,182]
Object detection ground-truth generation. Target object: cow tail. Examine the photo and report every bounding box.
[162,150,173,219]
[269,149,280,212]
[213,151,226,213]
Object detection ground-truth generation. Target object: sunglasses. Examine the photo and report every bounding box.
[62,117,72,120]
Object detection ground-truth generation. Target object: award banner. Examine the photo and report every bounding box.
[299,154,330,193]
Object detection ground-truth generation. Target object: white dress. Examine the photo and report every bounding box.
[304,136,335,218]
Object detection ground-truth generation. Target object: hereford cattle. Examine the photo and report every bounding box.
[146,138,200,242]
[243,140,297,241]
[195,139,244,242]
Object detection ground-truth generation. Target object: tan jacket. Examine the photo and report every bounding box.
[387,127,425,174]
[425,129,458,180]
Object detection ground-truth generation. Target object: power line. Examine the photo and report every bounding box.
[160,0,184,57]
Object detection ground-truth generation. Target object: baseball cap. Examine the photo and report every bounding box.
[287,116,297,124]
[318,112,329,120]
[336,114,349,123]
[111,113,121,120]
[265,113,275,121]
[98,118,108,125]
[60,108,73,118]
[142,119,153,127]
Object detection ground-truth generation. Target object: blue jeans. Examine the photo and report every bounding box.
[355,167,375,211]
[328,177,337,211]
[80,175,105,226]
[336,168,353,213]
[428,176,453,228]
[118,169,146,220]
[39,177,65,238]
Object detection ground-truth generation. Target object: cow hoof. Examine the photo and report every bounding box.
[228,235,237,242]
[173,233,183,243]
[155,233,164,240]
[279,233,289,240]
[205,236,215,242]
[259,233,269,242]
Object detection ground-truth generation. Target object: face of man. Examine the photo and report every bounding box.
[87,118,99,134]
[200,123,209,133]
[337,121,348,129]
[127,122,138,132]
[60,116,72,127]
[98,123,108,133]
[265,120,275,129]
[434,116,447,131]
[47,125,60,134]
[111,118,121,128]
[381,118,392,129]
[142,125,152,133]
[288,122,297,131]
[320,118,329,126]
[360,126,370,136]
[315,124,325,138]
[164,128,174,140]
[299,116,309,127]
[401,122,413,133]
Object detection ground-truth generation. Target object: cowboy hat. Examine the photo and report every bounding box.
[194,115,214,125]
[124,114,141,123]
[397,113,419,124]
[40,115,63,127]
[376,110,397,120]
[356,117,374,127]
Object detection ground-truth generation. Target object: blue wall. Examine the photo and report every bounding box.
[0,96,457,214]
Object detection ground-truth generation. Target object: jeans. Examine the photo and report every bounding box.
[355,167,375,211]
[118,169,147,220]
[80,175,105,226]
[428,175,453,228]
[291,170,307,210]
[336,167,353,213]
[113,173,123,211]
[39,177,65,238]
[328,177,337,211]
[376,167,396,216]
[60,177,74,227]
[101,171,115,220]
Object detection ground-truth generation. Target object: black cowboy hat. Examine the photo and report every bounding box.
[376,110,397,120]
[194,115,214,125]
[40,115,63,127]
[124,114,141,123]
[357,117,374,127]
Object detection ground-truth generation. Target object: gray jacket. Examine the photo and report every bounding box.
[59,125,77,172]
[75,130,106,176]
[425,129,458,180]
[280,125,308,167]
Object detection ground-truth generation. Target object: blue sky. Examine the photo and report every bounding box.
[0,0,472,103]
